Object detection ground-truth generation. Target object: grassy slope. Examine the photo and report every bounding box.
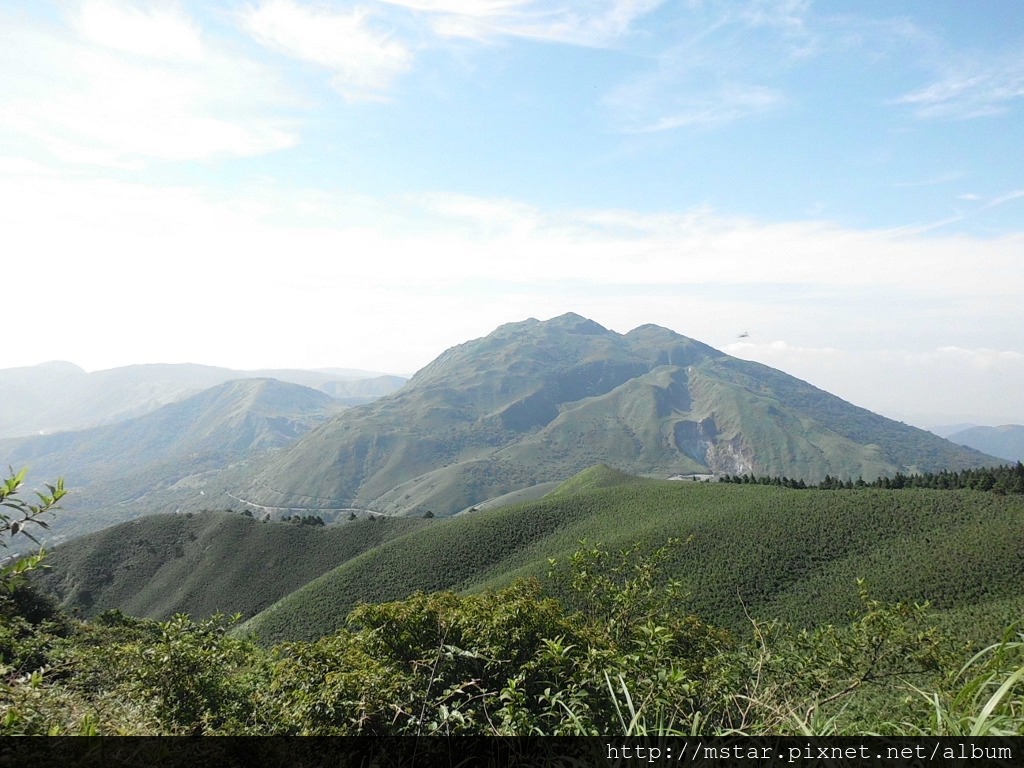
[241,473,1024,645]
[35,512,431,621]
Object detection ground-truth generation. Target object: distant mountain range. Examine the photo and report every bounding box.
[234,313,999,517]
[0,361,405,439]
[0,378,342,486]
[944,424,1024,462]
[0,378,372,548]
[3,313,1005,548]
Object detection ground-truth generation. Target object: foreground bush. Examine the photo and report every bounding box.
[1,537,1021,735]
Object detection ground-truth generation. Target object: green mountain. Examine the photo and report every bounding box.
[0,378,341,482]
[0,378,346,548]
[237,313,998,517]
[947,424,1024,462]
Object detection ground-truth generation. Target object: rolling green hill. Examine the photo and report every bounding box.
[236,313,998,517]
[34,511,431,621]
[32,465,1023,652]
[239,470,1024,645]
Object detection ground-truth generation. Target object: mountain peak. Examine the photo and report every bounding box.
[241,315,999,517]
[626,323,676,336]
[34,360,86,374]
[544,312,611,335]
[488,313,610,337]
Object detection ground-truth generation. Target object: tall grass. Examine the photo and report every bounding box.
[895,626,1024,736]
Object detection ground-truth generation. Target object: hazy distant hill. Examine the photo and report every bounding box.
[0,378,339,483]
[317,375,409,401]
[0,378,347,547]
[946,424,1024,462]
[0,361,405,439]
[236,313,998,517]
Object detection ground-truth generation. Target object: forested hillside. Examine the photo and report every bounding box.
[37,463,1023,652]
[241,469,1024,646]
[34,511,431,621]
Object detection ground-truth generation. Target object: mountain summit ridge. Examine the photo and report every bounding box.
[237,314,997,516]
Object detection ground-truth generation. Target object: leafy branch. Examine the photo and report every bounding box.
[0,467,66,592]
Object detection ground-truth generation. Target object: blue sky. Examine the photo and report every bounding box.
[1,0,1022,426]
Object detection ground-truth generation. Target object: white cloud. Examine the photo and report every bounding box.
[377,0,664,47]
[72,0,204,60]
[894,53,1024,119]
[3,163,1022,412]
[721,341,1024,426]
[241,0,413,100]
[614,84,784,132]
[414,192,542,238]
[0,4,297,166]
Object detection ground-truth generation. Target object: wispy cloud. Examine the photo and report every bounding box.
[600,0,813,132]
[376,0,665,47]
[982,189,1024,210]
[894,53,1024,119]
[734,0,812,36]
[613,84,784,132]
[72,0,204,60]
[241,0,413,100]
[890,187,1024,236]
[0,2,297,166]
